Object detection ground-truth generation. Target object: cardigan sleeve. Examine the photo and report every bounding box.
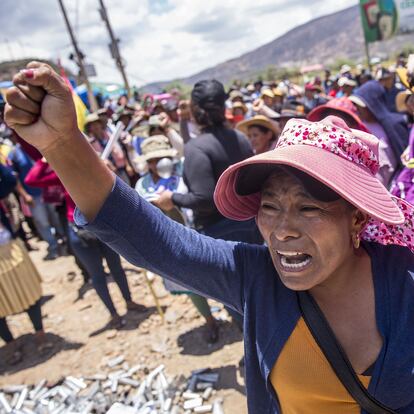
[75,177,262,314]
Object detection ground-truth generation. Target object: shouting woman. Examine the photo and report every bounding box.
[5,63,414,413]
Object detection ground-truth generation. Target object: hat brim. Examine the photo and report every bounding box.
[138,149,177,162]
[232,104,248,114]
[348,95,367,108]
[396,90,411,112]
[214,144,404,225]
[278,112,306,120]
[396,67,413,92]
[236,118,279,137]
[308,105,369,133]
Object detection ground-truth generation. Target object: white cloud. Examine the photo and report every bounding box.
[0,0,357,86]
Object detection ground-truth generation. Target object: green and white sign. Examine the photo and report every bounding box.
[359,0,414,42]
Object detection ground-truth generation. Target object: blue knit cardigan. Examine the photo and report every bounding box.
[76,177,414,413]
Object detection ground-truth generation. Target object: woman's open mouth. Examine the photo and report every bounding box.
[276,251,312,272]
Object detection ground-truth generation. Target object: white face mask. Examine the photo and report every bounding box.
[156,158,174,179]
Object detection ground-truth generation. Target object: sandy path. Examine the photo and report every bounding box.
[0,242,247,413]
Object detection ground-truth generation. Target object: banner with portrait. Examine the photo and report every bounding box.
[359,0,414,42]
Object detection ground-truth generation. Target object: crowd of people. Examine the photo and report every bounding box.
[3,49,414,412]
[1,55,414,393]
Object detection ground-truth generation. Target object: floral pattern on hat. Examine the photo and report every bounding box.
[215,116,414,255]
[277,120,379,174]
[362,196,414,253]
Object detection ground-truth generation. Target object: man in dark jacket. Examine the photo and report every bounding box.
[155,79,261,241]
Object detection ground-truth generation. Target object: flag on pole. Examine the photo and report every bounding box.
[58,60,89,132]
[359,0,414,43]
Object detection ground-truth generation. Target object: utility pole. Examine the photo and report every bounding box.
[57,0,98,112]
[364,38,372,71]
[98,0,131,98]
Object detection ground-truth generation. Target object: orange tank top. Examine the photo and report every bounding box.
[270,317,371,414]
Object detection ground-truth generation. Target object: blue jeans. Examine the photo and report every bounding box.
[68,225,131,315]
[30,196,61,251]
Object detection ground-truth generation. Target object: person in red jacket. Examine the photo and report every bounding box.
[25,159,145,327]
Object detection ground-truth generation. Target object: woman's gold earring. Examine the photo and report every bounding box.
[352,233,360,249]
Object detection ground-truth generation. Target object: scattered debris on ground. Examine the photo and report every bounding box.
[0,243,246,413]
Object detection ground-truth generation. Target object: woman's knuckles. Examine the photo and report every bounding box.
[5,87,23,105]
[4,104,36,126]
[30,67,72,99]
[14,80,46,103]
[6,87,40,114]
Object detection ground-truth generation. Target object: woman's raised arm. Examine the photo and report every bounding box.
[4,62,268,313]
[4,62,114,221]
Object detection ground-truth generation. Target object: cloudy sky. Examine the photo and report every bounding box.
[1,0,357,86]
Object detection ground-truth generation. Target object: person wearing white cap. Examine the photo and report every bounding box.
[337,77,357,98]
[340,64,352,76]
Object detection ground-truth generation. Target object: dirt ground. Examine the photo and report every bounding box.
[0,241,247,413]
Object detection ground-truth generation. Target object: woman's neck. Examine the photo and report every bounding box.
[309,247,372,304]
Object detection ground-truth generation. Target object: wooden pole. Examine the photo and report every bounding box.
[57,0,98,112]
[98,0,131,98]
[144,272,165,323]
[364,38,372,71]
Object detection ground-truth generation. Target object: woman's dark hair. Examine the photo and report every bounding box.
[190,102,226,128]
[190,79,227,128]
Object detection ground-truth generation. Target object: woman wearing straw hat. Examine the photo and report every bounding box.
[230,101,248,126]
[5,63,414,413]
[236,115,280,155]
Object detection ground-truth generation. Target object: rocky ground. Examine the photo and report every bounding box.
[0,242,247,413]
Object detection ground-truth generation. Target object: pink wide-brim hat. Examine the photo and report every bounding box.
[214,116,414,252]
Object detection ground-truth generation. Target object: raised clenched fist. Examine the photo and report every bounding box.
[4,61,78,153]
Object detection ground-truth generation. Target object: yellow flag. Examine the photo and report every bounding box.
[72,92,88,131]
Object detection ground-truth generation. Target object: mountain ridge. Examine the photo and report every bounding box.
[143,5,414,92]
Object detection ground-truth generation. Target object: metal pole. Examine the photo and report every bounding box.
[98,0,131,98]
[57,0,98,112]
[364,38,372,71]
